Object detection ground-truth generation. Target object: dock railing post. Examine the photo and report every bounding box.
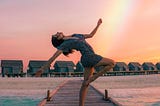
[47,90,51,101]
[104,89,109,100]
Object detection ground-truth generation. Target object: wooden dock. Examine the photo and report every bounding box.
[39,79,120,106]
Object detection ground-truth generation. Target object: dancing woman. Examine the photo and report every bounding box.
[36,18,115,106]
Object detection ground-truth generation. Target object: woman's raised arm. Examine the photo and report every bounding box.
[84,18,102,39]
[35,50,62,77]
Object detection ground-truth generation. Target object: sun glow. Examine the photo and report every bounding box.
[92,0,137,57]
[1,0,160,69]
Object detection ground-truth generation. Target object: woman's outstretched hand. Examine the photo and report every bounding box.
[35,68,44,77]
[97,18,102,26]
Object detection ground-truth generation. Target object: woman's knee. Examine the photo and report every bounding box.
[109,59,115,67]
[84,68,94,80]
[102,58,115,67]
[82,80,89,87]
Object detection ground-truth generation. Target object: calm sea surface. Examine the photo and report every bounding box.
[0,96,42,106]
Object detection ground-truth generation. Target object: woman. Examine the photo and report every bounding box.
[35,18,115,106]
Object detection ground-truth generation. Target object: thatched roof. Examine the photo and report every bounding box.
[128,62,141,68]
[54,61,75,67]
[156,62,160,66]
[1,60,23,67]
[28,60,48,67]
[142,62,155,67]
[115,62,128,68]
[156,62,160,69]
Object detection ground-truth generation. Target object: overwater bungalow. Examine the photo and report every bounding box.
[27,60,50,77]
[142,62,156,71]
[155,62,160,70]
[75,61,84,72]
[128,62,142,71]
[1,60,23,77]
[113,62,128,71]
[54,61,75,77]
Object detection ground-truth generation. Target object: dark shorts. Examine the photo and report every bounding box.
[81,54,103,67]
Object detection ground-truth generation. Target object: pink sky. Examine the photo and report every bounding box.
[0,0,160,70]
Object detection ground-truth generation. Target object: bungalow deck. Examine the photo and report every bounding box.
[39,79,120,106]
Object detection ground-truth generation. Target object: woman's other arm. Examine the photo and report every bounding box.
[84,18,102,39]
[35,50,62,77]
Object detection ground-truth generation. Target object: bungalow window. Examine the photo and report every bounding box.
[123,67,126,71]
[113,67,119,71]
[3,67,12,74]
[151,67,154,70]
[33,68,40,73]
[59,67,67,72]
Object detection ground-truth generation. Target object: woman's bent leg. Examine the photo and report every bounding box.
[79,67,94,106]
[88,57,115,84]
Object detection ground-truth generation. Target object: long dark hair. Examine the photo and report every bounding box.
[51,36,74,56]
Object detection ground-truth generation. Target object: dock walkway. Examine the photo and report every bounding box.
[42,79,117,106]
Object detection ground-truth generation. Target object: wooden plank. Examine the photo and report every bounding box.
[38,79,69,106]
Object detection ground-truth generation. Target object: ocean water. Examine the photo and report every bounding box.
[0,77,67,106]
[146,102,160,106]
[91,75,160,106]
[0,96,42,106]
